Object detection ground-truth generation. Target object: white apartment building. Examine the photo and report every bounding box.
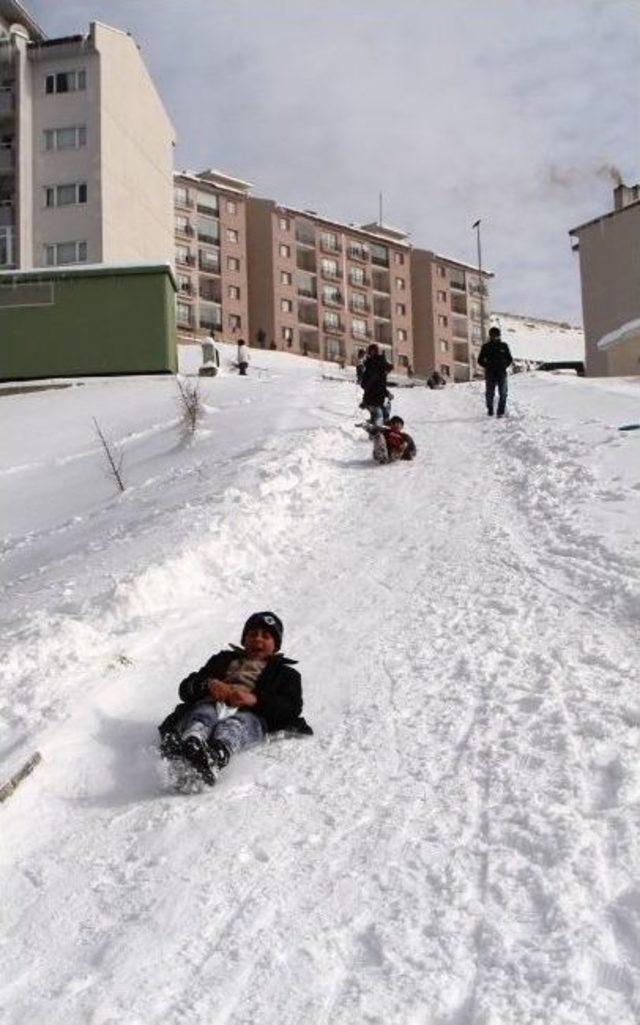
[0,2,175,271]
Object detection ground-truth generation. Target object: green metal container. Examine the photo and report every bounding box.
[0,263,177,381]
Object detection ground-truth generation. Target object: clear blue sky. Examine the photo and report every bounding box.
[28,0,640,323]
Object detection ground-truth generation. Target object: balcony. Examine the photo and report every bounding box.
[322,288,343,307]
[351,326,371,342]
[450,275,466,292]
[0,88,14,118]
[296,271,317,299]
[174,194,194,209]
[199,278,222,303]
[451,295,468,316]
[373,296,391,319]
[197,202,219,217]
[371,270,390,294]
[454,342,469,363]
[177,253,196,268]
[296,249,317,273]
[469,281,488,297]
[0,145,15,173]
[300,328,320,354]
[452,317,468,340]
[370,244,389,268]
[178,280,193,296]
[295,223,316,247]
[0,202,13,228]
[298,302,319,326]
[175,223,194,238]
[198,253,220,274]
[349,296,370,314]
[349,272,369,288]
[374,323,392,346]
[199,303,223,331]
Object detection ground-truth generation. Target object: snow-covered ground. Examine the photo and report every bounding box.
[1,346,640,1025]
[490,311,585,364]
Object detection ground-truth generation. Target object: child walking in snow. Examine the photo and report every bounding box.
[158,612,312,785]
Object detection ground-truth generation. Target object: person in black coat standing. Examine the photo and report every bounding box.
[477,326,513,417]
[158,611,312,784]
[360,343,392,425]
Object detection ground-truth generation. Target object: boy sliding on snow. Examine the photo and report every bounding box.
[367,415,417,464]
[158,612,311,785]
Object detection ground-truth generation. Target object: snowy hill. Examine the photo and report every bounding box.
[490,310,585,364]
[1,347,640,1025]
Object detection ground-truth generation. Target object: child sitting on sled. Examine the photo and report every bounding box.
[368,415,417,464]
[158,611,312,785]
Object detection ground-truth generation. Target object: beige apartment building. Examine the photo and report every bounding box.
[174,169,250,344]
[411,249,493,382]
[0,2,175,272]
[246,198,415,371]
[569,182,640,377]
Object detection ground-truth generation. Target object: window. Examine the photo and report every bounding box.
[437,314,448,328]
[226,228,239,243]
[396,303,406,316]
[199,303,222,331]
[321,257,339,279]
[322,284,342,306]
[177,274,191,295]
[279,217,290,231]
[281,298,293,313]
[197,197,219,216]
[228,285,240,300]
[226,200,237,214]
[176,245,191,265]
[280,271,292,285]
[282,326,294,347]
[320,230,339,252]
[323,310,340,330]
[352,317,368,339]
[441,364,450,377]
[370,242,389,267]
[394,251,405,265]
[437,265,446,277]
[440,339,449,353]
[279,243,290,258]
[197,215,219,245]
[44,240,87,266]
[350,267,366,286]
[175,215,188,235]
[174,186,189,207]
[177,301,192,326]
[44,125,86,151]
[395,277,405,291]
[45,70,86,95]
[348,242,369,261]
[397,328,407,342]
[351,292,367,312]
[228,313,241,331]
[45,182,87,207]
[199,249,219,273]
[227,256,240,271]
[437,290,447,303]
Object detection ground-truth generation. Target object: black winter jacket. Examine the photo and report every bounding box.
[478,339,513,374]
[361,354,392,407]
[158,647,313,737]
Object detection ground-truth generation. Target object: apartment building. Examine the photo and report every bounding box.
[246,198,414,371]
[569,182,640,377]
[0,3,175,272]
[411,249,493,382]
[174,169,250,344]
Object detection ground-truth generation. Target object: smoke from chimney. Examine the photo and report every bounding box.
[595,163,623,187]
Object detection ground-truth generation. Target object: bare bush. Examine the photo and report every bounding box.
[93,416,125,492]
[176,377,205,439]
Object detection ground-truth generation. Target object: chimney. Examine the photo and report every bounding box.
[614,182,640,211]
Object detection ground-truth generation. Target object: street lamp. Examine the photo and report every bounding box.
[472,219,486,346]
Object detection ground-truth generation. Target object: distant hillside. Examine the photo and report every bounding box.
[490,311,584,363]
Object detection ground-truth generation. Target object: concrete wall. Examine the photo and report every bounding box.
[0,264,177,379]
[576,203,640,377]
[95,22,175,266]
[30,42,102,266]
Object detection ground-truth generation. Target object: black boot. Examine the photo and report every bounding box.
[159,729,182,761]
[182,736,218,785]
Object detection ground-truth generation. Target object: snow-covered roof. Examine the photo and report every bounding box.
[597,317,640,351]
[175,170,253,197]
[490,310,584,363]
[273,203,412,248]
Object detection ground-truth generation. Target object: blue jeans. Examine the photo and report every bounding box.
[178,699,265,755]
[485,371,508,415]
[367,405,384,426]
